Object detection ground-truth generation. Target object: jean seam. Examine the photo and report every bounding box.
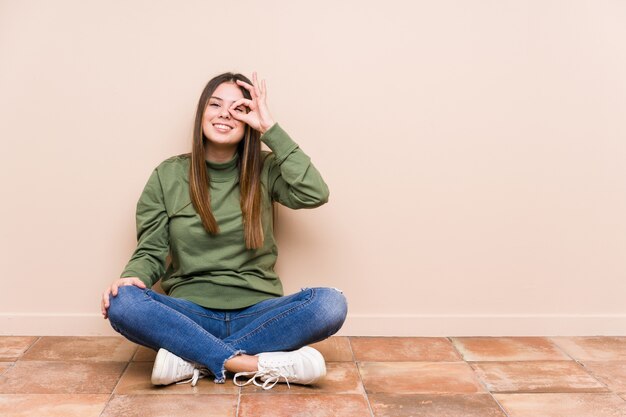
[227,288,317,347]
[232,288,316,320]
[231,304,281,320]
[142,291,238,382]
[139,290,234,353]
[114,288,238,378]
[146,290,226,321]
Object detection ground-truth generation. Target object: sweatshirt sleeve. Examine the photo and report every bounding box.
[119,167,170,287]
[262,123,330,209]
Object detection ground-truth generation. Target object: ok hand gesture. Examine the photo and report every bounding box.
[229,72,276,134]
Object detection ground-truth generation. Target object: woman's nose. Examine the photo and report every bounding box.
[219,106,231,118]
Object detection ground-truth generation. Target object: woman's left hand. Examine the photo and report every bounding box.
[229,71,276,134]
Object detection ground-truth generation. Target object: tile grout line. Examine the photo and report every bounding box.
[98,356,133,417]
[347,336,357,363]
[1,336,43,381]
[0,364,12,377]
[17,336,41,360]
[99,343,139,417]
[579,360,626,398]
[129,344,140,363]
[548,336,583,364]
[446,336,513,417]
[349,337,376,417]
[547,337,616,395]
[446,336,464,361]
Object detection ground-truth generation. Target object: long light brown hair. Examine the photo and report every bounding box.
[189,73,264,249]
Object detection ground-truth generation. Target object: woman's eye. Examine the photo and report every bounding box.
[235,107,245,112]
[209,103,219,107]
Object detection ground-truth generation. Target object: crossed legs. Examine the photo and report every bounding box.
[107,286,347,382]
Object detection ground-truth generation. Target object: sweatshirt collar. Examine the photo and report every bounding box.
[205,153,239,182]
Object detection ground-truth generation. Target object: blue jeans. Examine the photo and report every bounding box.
[107,286,348,383]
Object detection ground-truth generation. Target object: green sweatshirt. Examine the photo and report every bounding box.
[120,123,329,309]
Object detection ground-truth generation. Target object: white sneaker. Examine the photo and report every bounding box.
[151,348,209,387]
[233,346,326,390]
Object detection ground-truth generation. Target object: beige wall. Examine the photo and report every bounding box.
[1,0,625,336]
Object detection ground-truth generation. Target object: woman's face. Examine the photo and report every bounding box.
[202,82,247,152]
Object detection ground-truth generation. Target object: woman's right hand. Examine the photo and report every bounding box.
[230,72,276,134]
[101,277,146,319]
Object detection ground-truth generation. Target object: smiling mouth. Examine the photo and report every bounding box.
[213,123,233,132]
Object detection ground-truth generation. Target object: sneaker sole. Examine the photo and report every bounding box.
[298,346,327,384]
[151,348,171,385]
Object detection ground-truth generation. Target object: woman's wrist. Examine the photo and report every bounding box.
[259,120,276,135]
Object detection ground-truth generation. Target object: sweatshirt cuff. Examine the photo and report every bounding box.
[260,123,299,163]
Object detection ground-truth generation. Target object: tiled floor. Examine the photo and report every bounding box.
[0,336,625,416]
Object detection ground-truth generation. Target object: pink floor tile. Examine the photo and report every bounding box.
[550,337,626,361]
[310,337,354,362]
[360,361,485,394]
[132,345,157,362]
[369,393,508,417]
[0,361,126,394]
[494,393,626,417]
[0,394,109,417]
[0,363,13,376]
[351,337,462,362]
[238,394,371,417]
[581,361,626,394]
[21,336,137,362]
[472,361,608,393]
[0,337,38,361]
[451,337,570,361]
[101,394,237,417]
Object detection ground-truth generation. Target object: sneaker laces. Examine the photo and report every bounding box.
[233,364,295,390]
[176,368,209,387]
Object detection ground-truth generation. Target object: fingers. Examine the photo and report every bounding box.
[229,98,257,125]
[111,281,119,297]
[252,72,262,98]
[230,98,253,110]
[229,107,253,125]
[101,289,110,318]
[101,277,146,319]
[112,277,145,296]
[229,98,253,120]
[236,79,257,99]
[252,72,266,100]
[237,72,266,100]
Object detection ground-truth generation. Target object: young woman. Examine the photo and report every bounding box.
[101,72,347,389]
